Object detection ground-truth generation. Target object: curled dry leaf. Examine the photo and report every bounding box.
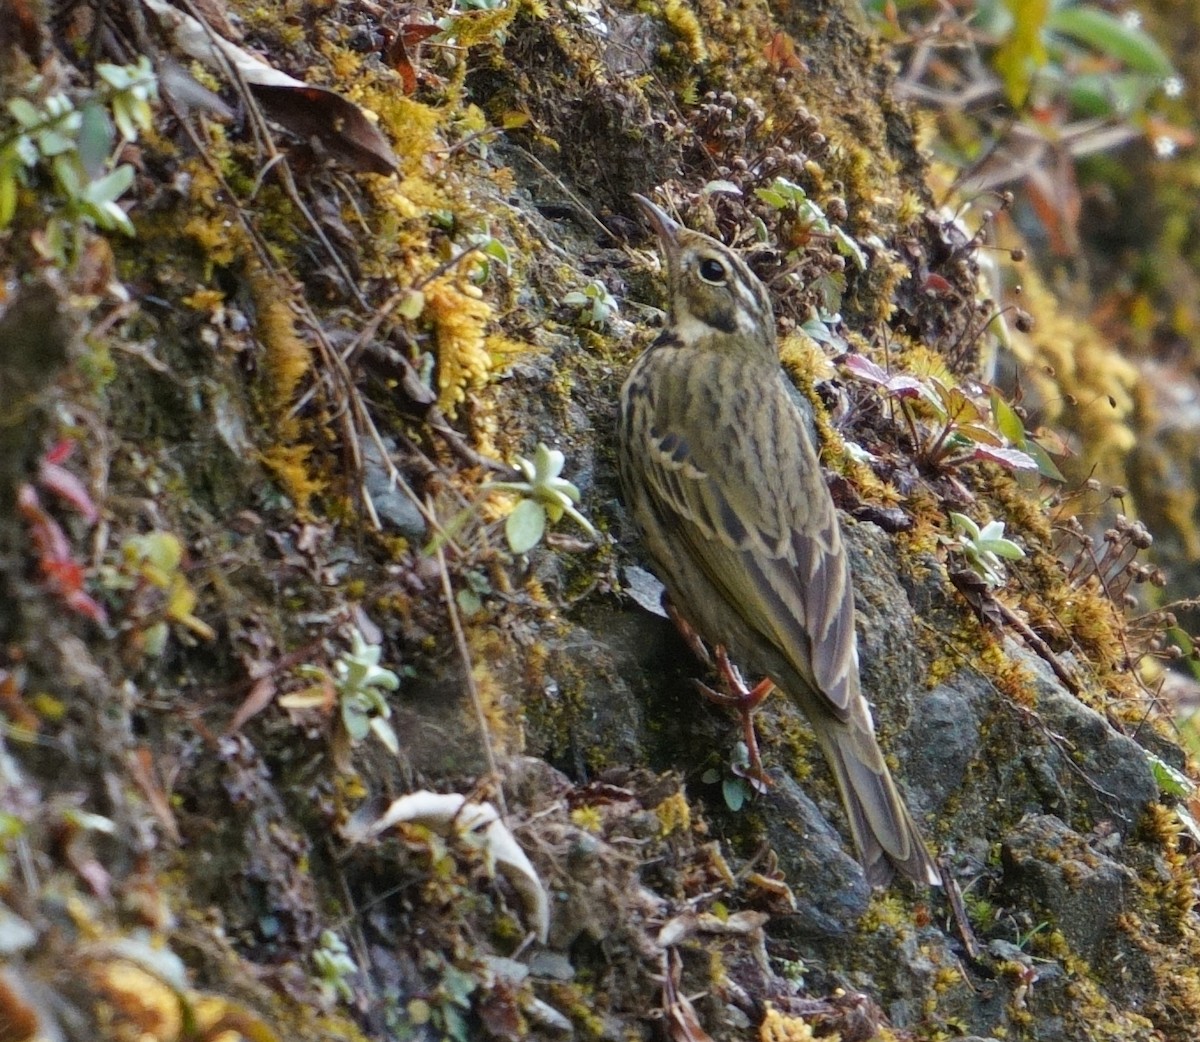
[367,791,549,943]
[142,0,398,174]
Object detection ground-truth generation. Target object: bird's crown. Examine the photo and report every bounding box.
[633,194,776,355]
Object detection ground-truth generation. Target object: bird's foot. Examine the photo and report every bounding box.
[695,646,774,792]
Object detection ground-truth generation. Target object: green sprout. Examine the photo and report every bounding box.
[313,930,358,1003]
[0,56,158,254]
[563,280,619,328]
[947,512,1026,588]
[752,176,866,315]
[485,443,597,554]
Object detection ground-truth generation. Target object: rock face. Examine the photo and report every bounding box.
[2,0,1200,1040]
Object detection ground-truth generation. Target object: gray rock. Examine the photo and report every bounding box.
[755,773,872,938]
[1002,814,1136,957]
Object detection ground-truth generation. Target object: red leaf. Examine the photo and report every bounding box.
[39,460,98,523]
[384,33,418,95]
[841,353,889,384]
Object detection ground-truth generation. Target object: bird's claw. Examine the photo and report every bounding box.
[694,647,775,791]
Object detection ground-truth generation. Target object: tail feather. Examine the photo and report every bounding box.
[823,729,940,887]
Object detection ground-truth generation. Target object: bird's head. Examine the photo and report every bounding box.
[633,193,776,355]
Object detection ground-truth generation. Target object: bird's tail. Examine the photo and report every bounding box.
[820,725,941,887]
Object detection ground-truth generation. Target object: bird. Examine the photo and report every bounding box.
[617,193,940,887]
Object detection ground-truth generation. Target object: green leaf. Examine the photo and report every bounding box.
[77,103,115,177]
[6,98,39,127]
[111,96,136,142]
[92,199,135,236]
[97,62,134,91]
[994,0,1049,106]
[479,236,510,270]
[506,499,545,554]
[456,588,482,617]
[0,170,15,229]
[341,698,371,741]
[831,226,867,271]
[51,153,82,197]
[86,163,135,203]
[722,778,747,812]
[397,288,425,319]
[753,186,788,209]
[1066,70,1155,118]
[1024,438,1067,482]
[1148,753,1193,799]
[38,129,76,158]
[990,391,1026,445]
[370,716,401,757]
[978,537,1026,560]
[1048,6,1173,77]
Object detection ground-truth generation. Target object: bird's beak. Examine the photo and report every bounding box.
[632,193,682,257]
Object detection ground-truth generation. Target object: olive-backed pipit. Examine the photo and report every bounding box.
[618,194,939,887]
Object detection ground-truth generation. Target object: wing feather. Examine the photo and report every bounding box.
[636,370,859,719]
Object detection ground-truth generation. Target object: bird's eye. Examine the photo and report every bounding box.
[698,257,727,284]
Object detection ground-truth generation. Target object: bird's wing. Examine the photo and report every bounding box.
[640,394,858,721]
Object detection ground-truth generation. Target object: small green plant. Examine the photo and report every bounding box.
[464,233,511,284]
[313,930,358,1003]
[563,280,619,328]
[701,741,763,812]
[946,512,1026,588]
[485,442,598,554]
[753,175,866,317]
[0,57,157,257]
[293,627,401,756]
[754,176,866,269]
[405,962,479,1042]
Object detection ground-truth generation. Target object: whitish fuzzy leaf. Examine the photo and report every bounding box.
[506,499,546,554]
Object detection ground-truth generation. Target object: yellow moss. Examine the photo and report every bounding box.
[350,90,444,179]
[660,0,708,61]
[654,792,691,836]
[444,5,521,48]
[759,1004,822,1042]
[182,214,239,268]
[570,805,603,832]
[779,333,836,384]
[261,444,326,516]
[466,629,521,753]
[181,288,225,311]
[426,277,495,416]
[249,266,312,441]
[1006,266,1138,492]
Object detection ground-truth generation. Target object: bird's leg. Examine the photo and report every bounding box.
[664,599,712,667]
[664,600,772,790]
[695,647,774,791]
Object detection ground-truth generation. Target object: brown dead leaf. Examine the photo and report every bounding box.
[0,670,39,732]
[128,746,182,843]
[226,675,278,733]
[763,30,805,73]
[662,950,715,1042]
[249,84,398,174]
[384,23,440,95]
[143,0,398,174]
